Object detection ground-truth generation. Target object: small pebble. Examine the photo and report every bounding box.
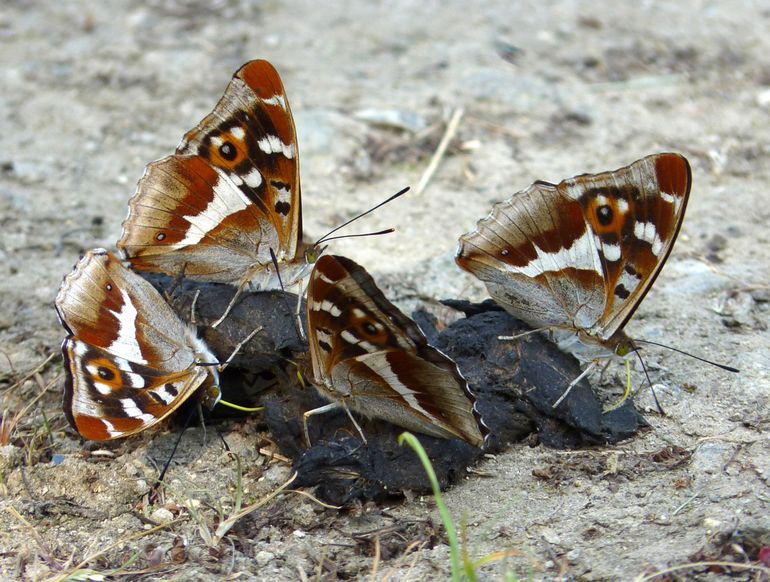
[150,508,174,523]
[541,527,561,545]
[255,550,275,566]
[566,549,580,563]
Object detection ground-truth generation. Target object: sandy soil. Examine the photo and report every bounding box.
[1,1,769,580]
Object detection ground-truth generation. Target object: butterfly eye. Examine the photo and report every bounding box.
[219,142,237,161]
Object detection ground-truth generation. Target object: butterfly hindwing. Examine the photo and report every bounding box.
[55,249,219,440]
[62,338,211,440]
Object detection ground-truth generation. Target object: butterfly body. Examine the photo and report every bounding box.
[117,59,309,292]
[306,255,485,447]
[56,249,220,440]
[456,153,691,357]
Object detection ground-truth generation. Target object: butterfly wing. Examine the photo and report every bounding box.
[118,59,302,286]
[456,153,690,345]
[61,338,212,440]
[306,254,484,446]
[583,153,690,338]
[55,249,218,440]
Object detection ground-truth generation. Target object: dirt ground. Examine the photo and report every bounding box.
[1,1,769,580]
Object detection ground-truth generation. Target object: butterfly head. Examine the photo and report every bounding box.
[613,335,636,359]
[303,243,328,267]
[187,329,221,409]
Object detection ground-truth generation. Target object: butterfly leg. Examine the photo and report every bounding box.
[552,360,599,408]
[302,401,368,447]
[216,326,263,373]
[302,402,341,448]
[597,357,614,385]
[340,401,367,445]
[293,280,307,342]
[163,262,189,303]
[498,326,548,341]
[189,289,202,325]
[212,279,250,328]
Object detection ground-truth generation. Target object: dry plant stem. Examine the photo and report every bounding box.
[4,371,60,444]
[211,471,298,544]
[632,561,770,581]
[286,488,340,510]
[5,352,57,392]
[6,506,55,567]
[45,516,186,582]
[258,447,292,464]
[368,536,381,582]
[414,107,464,196]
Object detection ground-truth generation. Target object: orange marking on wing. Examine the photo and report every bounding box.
[239,60,284,99]
[208,128,248,169]
[87,357,124,390]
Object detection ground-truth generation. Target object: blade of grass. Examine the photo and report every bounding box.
[398,432,462,582]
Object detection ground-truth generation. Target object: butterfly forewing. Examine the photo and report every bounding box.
[456,153,690,347]
[118,59,302,287]
[306,255,485,447]
[596,153,690,337]
[55,249,219,440]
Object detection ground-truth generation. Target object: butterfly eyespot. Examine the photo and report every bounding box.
[363,322,378,335]
[156,232,166,241]
[596,205,613,226]
[500,249,509,257]
[97,366,115,381]
[105,283,113,291]
[219,142,237,161]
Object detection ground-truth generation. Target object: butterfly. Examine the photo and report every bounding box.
[117,60,311,311]
[455,153,691,397]
[305,254,486,447]
[55,249,221,440]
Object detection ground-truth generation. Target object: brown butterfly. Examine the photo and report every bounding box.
[55,249,220,440]
[456,153,691,401]
[117,60,311,318]
[305,254,486,447]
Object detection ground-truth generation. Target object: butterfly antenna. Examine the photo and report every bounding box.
[313,186,409,247]
[633,339,739,373]
[315,227,395,245]
[632,347,665,415]
[156,406,196,486]
[215,425,231,452]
